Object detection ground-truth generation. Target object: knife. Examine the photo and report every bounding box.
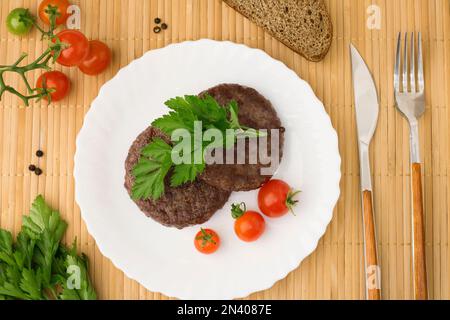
[350,44,381,300]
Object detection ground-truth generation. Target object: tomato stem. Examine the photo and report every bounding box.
[196,228,217,248]
[38,5,60,39]
[231,202,247,219]
[0,8,60,106]
[227,101,268,139]
[286,190,301,215]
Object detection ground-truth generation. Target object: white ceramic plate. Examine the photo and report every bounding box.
[74,40,341,300]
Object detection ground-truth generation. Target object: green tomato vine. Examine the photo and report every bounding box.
[0,5,65,106]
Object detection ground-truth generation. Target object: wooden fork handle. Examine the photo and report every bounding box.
[411,163,428,300]
[362,190,381,300]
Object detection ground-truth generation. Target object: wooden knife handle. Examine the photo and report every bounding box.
[362,190,381,300]
[411,163,428,300]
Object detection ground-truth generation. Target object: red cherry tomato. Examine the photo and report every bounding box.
[78,40,112,75]
[258,180,300,218]
[194,229,220,255]
[36,71,70,102]
[53,30,90,67]
[38,0,70,26]
[231,203,265,242]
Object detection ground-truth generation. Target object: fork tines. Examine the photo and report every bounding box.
[394,32,424,94]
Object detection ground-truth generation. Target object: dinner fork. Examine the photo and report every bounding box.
[394,32,428,300]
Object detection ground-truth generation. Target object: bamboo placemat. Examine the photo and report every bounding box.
[0,0,449,300]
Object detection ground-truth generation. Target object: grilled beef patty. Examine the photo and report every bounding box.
[124,126,231,229]
[198,84,285,192]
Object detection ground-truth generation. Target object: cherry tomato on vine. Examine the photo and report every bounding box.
[78,40,112,75]
[231,203,265,242]
[36,71,70,102]
[53,30,90,67]
[258,180,300,218]
[194,228,220,255]
[38,0,70,26]
[6,8,34,36]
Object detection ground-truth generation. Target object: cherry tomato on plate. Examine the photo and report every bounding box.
[36,71,70,102]
[39,0,70,26]
[6,8,34,36]
[53,30,90,67]
[258,179,300,218]
[194,228,220,255]
[232,203,265,242]
[78,40,112,75]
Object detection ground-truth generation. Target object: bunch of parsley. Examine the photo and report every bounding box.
[132,95,262,200]
[0,195,96,300]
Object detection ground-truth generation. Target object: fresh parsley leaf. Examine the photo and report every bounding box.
[152,110,196,136]
[0,264,6,283]
[184,95,229,130]
[164,96,193,111]
[0,280,29,300]
[152,97,200,135]
[132,159,168,200]
[132,94,264,200]
[59,254,96,300]
[0,230,19,274]
[0,230,13,256]
[228,100,240,129]
[19,268,43,300]
[141,138,173,160]
[0,196,97,300]
[132,138,173,200]
[0,229,42,300]
[22,195,67,242]
[155,95,231,135]
[52,241,97,300]
[13,232,35,270]
[171,162,206,187]
[22,195,67,288]
[0,230,29,299]
[169,133,207,187]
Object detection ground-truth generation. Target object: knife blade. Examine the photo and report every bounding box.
[350,44,381,300]
[350,44,379,191]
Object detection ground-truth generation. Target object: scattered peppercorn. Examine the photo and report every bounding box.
[154,17,161,24]
[153,26,161,34]
[161,23,168,30]
[28,164,36,172]
[36,150,44,157]
[35,168,43,176]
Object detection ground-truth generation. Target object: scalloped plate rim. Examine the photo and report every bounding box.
[74,39,341,300]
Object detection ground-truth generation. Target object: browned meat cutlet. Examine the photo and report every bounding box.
[198,84,285,192]
[124,126,231,229]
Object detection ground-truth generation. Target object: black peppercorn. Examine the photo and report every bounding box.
[153,26,161,34]
[161,23,168,30]
[154,17,161,24]
[36,150,44,157]
[28,164,36,172]
[35,168,43,176]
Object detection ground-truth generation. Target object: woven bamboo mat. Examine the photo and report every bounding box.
[0,0,449,300]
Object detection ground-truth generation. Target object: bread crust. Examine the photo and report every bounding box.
[223,0,333,62]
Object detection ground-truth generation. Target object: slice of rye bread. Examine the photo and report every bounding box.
[223,0,333,62]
